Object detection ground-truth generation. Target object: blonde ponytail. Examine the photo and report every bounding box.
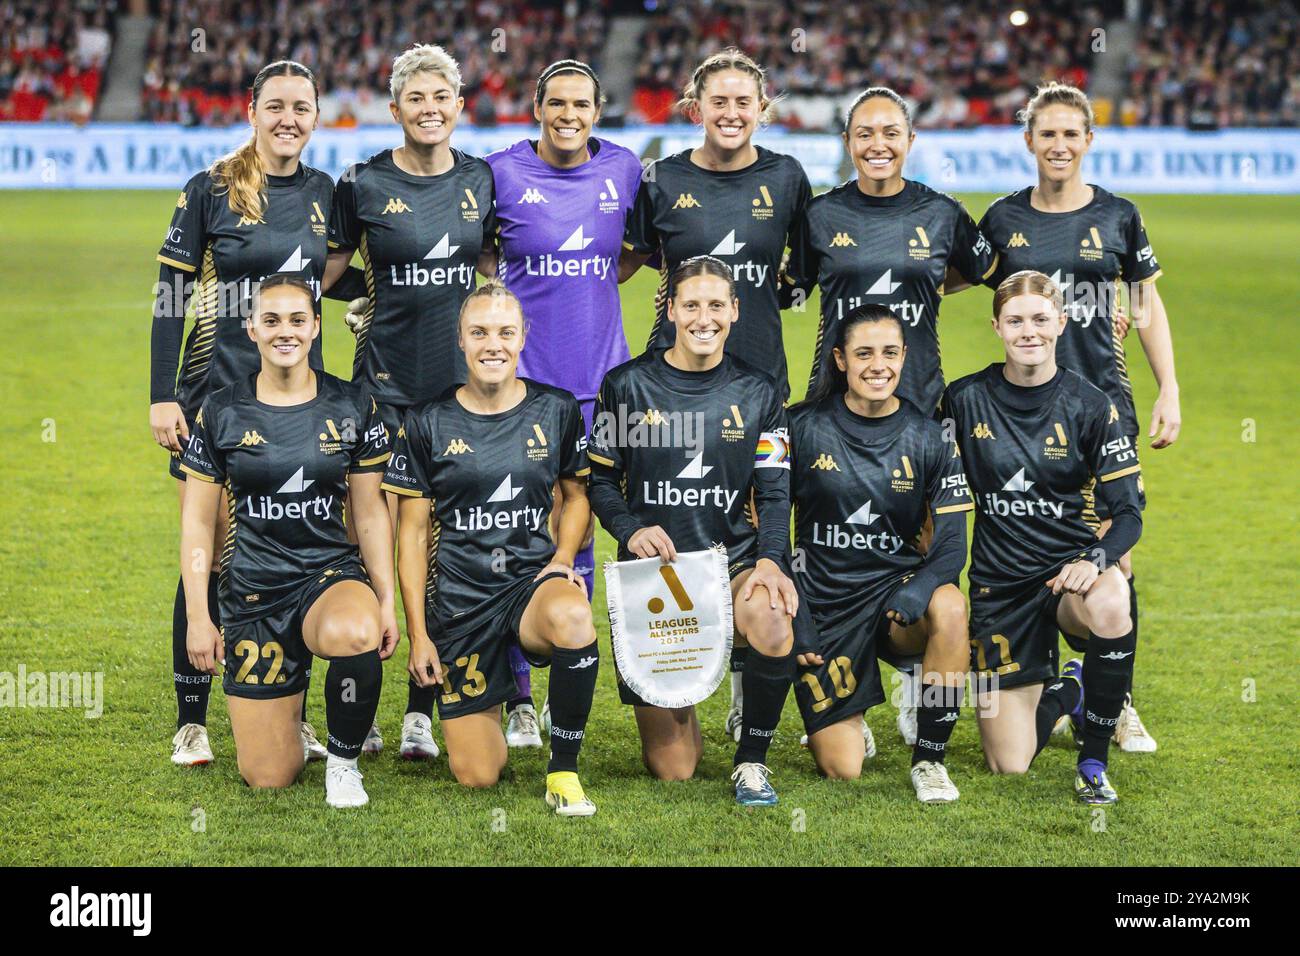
[210,137,266,222]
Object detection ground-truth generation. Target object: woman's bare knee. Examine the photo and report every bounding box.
[317,612,380,657]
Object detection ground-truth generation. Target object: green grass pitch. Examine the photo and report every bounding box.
[0,190,1296,866]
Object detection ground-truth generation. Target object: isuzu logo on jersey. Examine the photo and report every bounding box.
[454,474,544,531]
[811,499,904,553]
[643,452,738,511]
[391,235,475,287]
[981,467,1064,518]
[246,467,335,522]
[523,226,612,281]
[708,231,768,286]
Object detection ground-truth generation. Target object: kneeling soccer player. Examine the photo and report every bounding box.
[589,256,797,807]
[383,280,601,816]
[179,275,398,808]
[788,304,973,803]
[942,270,1143,804]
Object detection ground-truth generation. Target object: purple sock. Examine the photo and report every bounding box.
[575,541,596,605]
[1078,757,1107,779]
[507,643,532,710]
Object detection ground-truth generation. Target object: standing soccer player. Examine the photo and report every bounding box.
[944,271,1143,804]
[783,85,996,747]
[977,82,1180,752]
[383,282,602,815]
[151,60,367,767]
[619,48,811,740]
[179,275,397,808]
[324,44,496,761]
[590,257,797,806]
[788,305,973,803]
[481,59,643,748]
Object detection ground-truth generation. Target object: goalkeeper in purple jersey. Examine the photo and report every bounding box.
[476,60,643,745]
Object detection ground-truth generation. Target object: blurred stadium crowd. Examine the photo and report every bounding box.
[2,0,1296,128]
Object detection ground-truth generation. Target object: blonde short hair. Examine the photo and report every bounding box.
[390,44,462,102]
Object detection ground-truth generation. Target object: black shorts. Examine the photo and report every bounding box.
[221,557,370,699]
[168,405,200,480]
[614,558,755,708]
[968,578,1066,692]
[432,571,576,720]
[792,575,903,735]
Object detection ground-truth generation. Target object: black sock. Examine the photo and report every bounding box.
[406,679,435,718]
[1034,674,1082,759]
[734,649,794,766]
[1126,575,1139,698]
[546,642,599,773]
[730,645,749,675]
[173,576,213,729]
[912,682,963,765]
[1080,624,1137,766]
[325,650,383,759]
[506,695,534,714]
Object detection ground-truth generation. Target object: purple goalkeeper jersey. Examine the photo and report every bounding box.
[486,137,644,401]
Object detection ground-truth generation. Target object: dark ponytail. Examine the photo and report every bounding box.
[798,304,904,408]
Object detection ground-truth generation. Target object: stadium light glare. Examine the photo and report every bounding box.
[1010,9,1029,26]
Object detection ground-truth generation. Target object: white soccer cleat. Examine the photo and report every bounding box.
[301,722,328,762]
[896,668,918,746]
[911,760,959,804]
[1052,713,1075,737]
[399,712,441,761]
[362,721,383,755]
[724,706,743,743]
[324,762,369,808]
[1113,694,1158,753]
[540,697,551,737]
[505,704,543,748]
[171,723,213,766]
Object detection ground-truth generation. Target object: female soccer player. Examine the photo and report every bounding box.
[977,82,1180,753]
[478,59,643,747]
[179,275,397,808]
[788,305,973,803]
[783,87,995,748]
[382,281,601,816]
[323,43,496,761]
[618,48,811,739]
[942,271,1143,804]
[589,257,797,807]
[151,59,367,767]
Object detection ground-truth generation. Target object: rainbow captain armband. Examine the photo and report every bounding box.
[754,429,790,470]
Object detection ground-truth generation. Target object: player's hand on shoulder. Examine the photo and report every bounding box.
[628,526,677,562]
[407,631,444,687]
[745,557,799,616]
[150,401,188,452]
[186,618,223,675]
[344,297,371,334]
[1047,559,1101,595]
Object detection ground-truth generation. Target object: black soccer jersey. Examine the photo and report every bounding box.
[157,165,334,414]
[329,148,497,405]
[624,147,812,396]
[787,178,996,415]
[179,371,391,624]
[380,380,589,621]
[790,397,973,632]
[979,186,1161,438]
[588,350,790,568]
[942,365,1142,589]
